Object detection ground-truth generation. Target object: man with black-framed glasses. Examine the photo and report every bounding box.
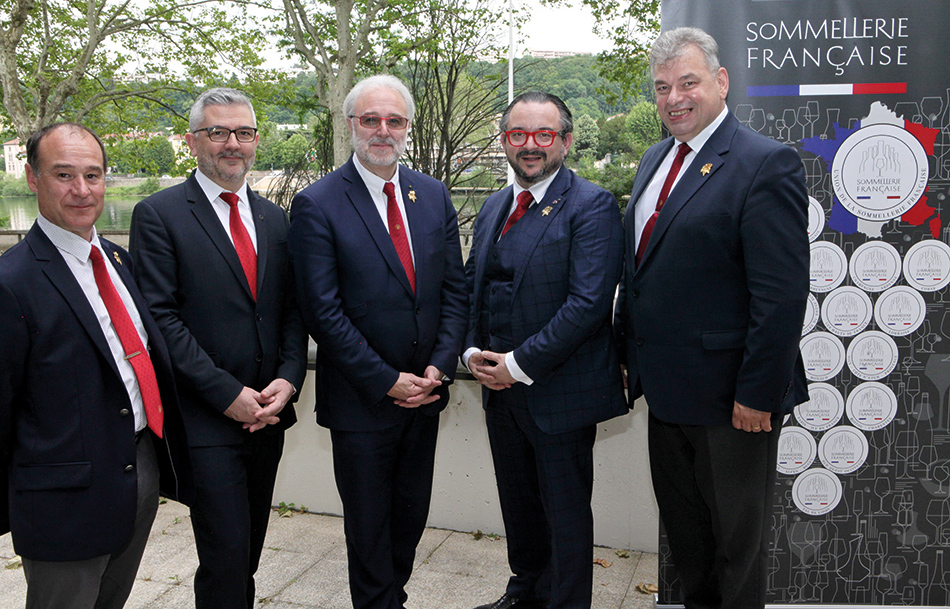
[129,87,308,609]
[463,91,626,609]
[288,74,467,609]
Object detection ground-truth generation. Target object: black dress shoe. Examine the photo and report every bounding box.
[473,593,548,609]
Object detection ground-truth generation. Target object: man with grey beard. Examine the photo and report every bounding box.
[129,87,308,609]
[288,74,468,609]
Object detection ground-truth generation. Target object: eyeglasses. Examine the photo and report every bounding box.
[504,130,563,147]
[192,127,258,143]
[349,115,410,130]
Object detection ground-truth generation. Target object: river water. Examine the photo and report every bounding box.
[0,196,143,231]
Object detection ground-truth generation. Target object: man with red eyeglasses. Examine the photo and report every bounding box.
[463,91,626,609]
[288,74,468,609]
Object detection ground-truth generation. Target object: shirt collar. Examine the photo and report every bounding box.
[194,168,249,206]
[676,106,729,154]
[513,166,560,206]
[353,153,401,194]
[36,212,102,263]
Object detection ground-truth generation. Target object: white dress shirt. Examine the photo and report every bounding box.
[194,168,258,252]
[633,106,730,254]
[352,154,416,264]
[37,214,148,432]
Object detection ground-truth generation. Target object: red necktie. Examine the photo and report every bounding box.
[89,245,164,438]
[501,190,533,237]
[383,182,416,292]
[636,142,691,267]
[220,192,257,300]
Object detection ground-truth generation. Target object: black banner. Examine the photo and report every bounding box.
[660,1,950,605]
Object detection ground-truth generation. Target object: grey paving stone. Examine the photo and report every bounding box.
[0,504,658,609]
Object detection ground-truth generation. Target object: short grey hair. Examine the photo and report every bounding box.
[650,27,721,77]
[499,91,573,135]
[189,87,257,131]
[343,74,416,121]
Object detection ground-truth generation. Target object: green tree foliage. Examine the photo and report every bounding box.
[573,114,600,153]
[544,0,660,101]
[107,135,176,176]
[0,0,271,142]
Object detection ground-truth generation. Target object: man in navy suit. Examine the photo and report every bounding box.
[464,92,626,609]
[615,28,809,609]
[0,123,192,609]
[129,88,308,609]
[288,74,467,609]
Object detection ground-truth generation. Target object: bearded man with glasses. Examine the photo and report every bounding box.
[288,74,468,609]
[463,91,626,609]
[129,87,308,609]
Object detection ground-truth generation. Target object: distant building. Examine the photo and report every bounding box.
[522,50,592,59]
[3,138,26,179]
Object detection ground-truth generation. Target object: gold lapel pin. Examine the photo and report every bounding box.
[408,189,417,202]
[542,206,553,216]
[113,251,123,265]
[701,163,712,176]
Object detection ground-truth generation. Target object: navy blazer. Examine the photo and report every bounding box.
[616,112,810,426]
[129,173,308,447]
[464,166,627,434]
[0,226,193,561]
[289,158,468,432]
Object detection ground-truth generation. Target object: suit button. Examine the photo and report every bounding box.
[120,409,130,416]
[415,307,421,315]
[412,340,419,347]
[491,288,496,295]
[636,337,644,346]
[632,290,640,298]
[256,314,263,322]
[255,353,263,362]
[125,465,134,472]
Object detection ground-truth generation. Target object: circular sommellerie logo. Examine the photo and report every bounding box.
[810,241,848,293]
[801,332,846,381]
[849,240,902,292]
[874,285,927,336]
[846,330,899,381]
[792,468,843,515]
[818,426,869,474]
[821,286,873,337]
[777,426,818,475]
[903,240,950,292]
[846,382,898,431]
[831,123,929,221]
[796,383,845,432]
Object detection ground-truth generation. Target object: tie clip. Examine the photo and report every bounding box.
[124,351,142,360]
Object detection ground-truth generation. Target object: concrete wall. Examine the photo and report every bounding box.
[273,371,660,553]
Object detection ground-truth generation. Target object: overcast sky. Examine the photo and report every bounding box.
[515,1,614,55]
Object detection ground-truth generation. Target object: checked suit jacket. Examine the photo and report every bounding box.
[464,165,628,434]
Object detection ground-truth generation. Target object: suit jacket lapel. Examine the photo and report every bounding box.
[638,117,735,269]
[26,226,121,379]
[186,175,255,300]
[470,186,512,311]
[249,190,269,298]
[400,168,427,302]
[631,139,673,212]
[343,160,415,298]
[511,166,572,296]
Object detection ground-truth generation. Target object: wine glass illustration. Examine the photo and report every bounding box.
[782,109,799,143]
[922,97,944,129]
